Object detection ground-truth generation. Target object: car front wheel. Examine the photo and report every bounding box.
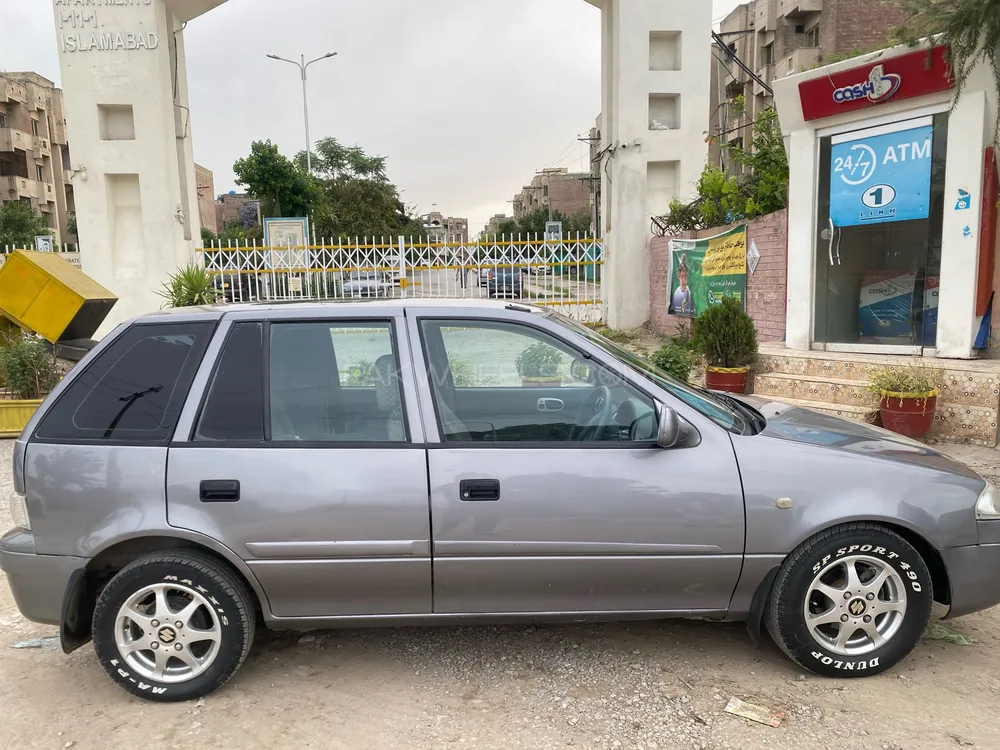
[765,522,933,677]
[92,550,256,702]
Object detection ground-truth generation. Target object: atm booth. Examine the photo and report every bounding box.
[772,44,999,359]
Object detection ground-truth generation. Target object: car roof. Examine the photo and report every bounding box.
[134,298,546,322]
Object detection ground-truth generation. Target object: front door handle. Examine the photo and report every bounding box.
[460,479,500,502]
[200,480,241,503]
[825,217,836,266]
[537,398,564,413]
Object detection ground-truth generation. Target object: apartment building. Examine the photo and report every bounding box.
[512,167,593,221]
[483,213,509,236]
[425,211,469,242]
[214,191,260,233]
[710,0,909,171]
[0,72,75,245]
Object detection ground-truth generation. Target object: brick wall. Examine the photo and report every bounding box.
[826,0,908,57]
[550,176,592,219]
[649,209,788,342]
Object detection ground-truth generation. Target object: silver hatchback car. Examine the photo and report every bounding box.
[2,300,999,702]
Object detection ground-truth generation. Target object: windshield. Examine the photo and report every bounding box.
[547,311,745,433]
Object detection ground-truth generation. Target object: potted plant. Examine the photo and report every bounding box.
[866,363,940,439]
[0,333,59,437]
[515,342,563,387]
[158,264,222,308]
[692,296,758,393]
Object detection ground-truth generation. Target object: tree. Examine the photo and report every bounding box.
[313,176,419,239]
[0,201,50,247]
[660,107,789,233]
[896,0,1000,135]
[233,140,320,218]
[482,206,594,238]
[295,137,388,182]
[237,202,259,229]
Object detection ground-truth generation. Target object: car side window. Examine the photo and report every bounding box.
[420,319,657,444]
[268,321,406,443]
[194,322,265,442]
[34,322,214,443]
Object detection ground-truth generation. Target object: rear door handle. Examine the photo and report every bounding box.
[200,480,241,503]
[460,479,500,502]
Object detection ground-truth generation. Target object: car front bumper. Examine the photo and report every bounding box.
[0,529,86,626]
[942,539,1000,619]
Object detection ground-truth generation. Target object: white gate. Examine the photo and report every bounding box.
[197,234,605,323]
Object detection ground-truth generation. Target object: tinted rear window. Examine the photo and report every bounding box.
[194,322,265,442]
[34,322,214,443]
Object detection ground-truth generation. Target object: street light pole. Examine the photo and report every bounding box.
[266,51,338,174]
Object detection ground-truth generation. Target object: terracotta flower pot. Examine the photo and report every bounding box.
[705,366,750,394]
[878,391,938,439]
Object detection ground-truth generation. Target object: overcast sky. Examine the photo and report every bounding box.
[3,0,744,234]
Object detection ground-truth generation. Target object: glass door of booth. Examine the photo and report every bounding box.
[814,115,947,353]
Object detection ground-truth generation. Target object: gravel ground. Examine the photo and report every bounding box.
[1,438,999,750]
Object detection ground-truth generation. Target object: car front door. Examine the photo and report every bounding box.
[167,310,431,619]
[411,311,745,616]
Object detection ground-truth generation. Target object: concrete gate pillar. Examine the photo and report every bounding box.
[585,0,712,330]
[52,0,227,333]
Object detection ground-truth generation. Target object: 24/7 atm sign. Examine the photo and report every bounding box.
[830,120,933,228]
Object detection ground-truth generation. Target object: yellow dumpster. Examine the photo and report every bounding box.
[0,251,117,344]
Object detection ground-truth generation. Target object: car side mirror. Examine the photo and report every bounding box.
[570,359,596,384]
[657,403,682,449]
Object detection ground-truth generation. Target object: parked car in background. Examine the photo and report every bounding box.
[342,271,384,298]
[212,272,253,303]
[486,267,522,298]
[2,300,999,703]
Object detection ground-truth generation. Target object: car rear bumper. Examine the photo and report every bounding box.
[941,541,1000,619]
[0,529,86,626]
[488,285,523,296]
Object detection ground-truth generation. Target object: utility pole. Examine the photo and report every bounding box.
[266,51,338,174]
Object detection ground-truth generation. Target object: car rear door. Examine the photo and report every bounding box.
[409,309,745,616]
[167,307,431,619]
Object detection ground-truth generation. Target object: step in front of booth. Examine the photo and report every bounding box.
[751,346,1000,446]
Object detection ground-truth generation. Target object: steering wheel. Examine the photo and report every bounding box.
[570,386,615,442]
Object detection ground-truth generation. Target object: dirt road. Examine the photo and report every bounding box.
[2,439,999,750]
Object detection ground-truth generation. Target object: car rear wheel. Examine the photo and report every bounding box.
[765,523,932,677]
[92,550,255,702]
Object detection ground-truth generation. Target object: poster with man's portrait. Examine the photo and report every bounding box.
[668,226,748,318]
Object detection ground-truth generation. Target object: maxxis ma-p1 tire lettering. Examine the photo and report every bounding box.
[765,522,933,677]
[92,550,255,702]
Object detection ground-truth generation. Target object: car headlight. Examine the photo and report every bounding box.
[8,490,30,531]
[976,481,1000,521]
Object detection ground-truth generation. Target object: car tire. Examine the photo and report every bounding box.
[92,550,256,702]
[765,522,932,678]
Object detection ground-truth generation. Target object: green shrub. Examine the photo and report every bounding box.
[866,363,940,399]
[158,265,222,308]
[668,321,694,351]
[650,343,695,382]
[692,296,758,368]
[0,336,58,399]
[515,342,562,379]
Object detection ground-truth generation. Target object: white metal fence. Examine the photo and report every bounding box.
[196,234,605,323]
[0,244,81,268]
